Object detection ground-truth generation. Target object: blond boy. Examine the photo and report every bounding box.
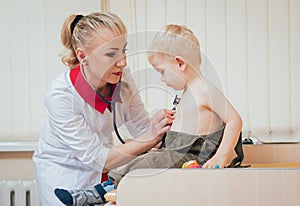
[147,24,243,169]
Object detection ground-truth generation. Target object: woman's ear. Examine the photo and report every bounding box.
[175,56,187,72]
[76,48,86,63]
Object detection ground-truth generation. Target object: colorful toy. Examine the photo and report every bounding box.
[182,160,201,169]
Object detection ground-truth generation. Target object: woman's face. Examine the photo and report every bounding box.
[150,55,186,91]
[84,27,127,89]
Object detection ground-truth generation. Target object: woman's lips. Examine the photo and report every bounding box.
[112,72,122,76]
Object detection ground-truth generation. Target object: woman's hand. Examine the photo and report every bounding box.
[149,109,175,140]
[162,109,176,126]
[165,109,176,124]
[105,109,175,171]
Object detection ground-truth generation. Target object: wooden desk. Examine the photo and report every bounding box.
[106,144,300,205]
[250,162,300,168]
[116,168,300,206]
[242,144,300,164]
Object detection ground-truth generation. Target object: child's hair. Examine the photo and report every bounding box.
[148,24,201,67]
[60,12,127,68]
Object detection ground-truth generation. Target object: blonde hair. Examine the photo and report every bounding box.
[60,12,127,68]
[149,24,201,66]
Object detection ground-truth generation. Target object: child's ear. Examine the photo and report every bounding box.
[175,56,187,71]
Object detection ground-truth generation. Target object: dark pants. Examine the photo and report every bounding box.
[108,126,245,185]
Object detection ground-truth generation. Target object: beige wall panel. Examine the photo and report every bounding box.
[269,0,291,129]
[166,0,186,25]
[0,0,101,142]
[247,0,270,131]
[206,0,227,94]
[290,0,300,134]
[10,0,30,137]
[226,0,249,129]
[0,152,35,181]
[27,0,47,137]
[186,0,206,50]
[0,0,12,137]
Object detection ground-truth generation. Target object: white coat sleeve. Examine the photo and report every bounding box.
[121,68,152,137]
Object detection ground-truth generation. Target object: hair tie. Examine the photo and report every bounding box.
[71,14,84,33]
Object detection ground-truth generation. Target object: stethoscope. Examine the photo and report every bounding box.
[95,82,125,144]
[158,95,181,148]
[80,60,125,144]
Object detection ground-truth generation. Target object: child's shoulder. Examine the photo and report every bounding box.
[196,77,214,93]
[192,77,223,103]
[199,77,223,93]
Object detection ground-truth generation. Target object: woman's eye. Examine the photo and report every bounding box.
[122,48,127,54]
[106,52,116,57]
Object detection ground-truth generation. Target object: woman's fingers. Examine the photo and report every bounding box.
[152,109,175,124]
[159,117,170,133]
[152,117,167,134]
[163,109,176,120]
[151,109,165,124]
[150,109,175,138]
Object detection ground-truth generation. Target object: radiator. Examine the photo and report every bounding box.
[0,180,41,206]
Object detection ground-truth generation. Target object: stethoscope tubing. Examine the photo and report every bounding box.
[95,83,125,144]
[80,61,125,144]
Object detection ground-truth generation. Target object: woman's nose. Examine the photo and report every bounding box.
[116,56,127,68]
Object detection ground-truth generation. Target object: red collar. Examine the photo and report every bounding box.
[70,66,121,114]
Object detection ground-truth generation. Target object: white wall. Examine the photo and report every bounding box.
[0,0,299,144]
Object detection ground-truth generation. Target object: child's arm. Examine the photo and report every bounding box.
[202,81,243,168]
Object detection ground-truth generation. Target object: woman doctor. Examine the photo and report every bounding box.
[33,12,173,205]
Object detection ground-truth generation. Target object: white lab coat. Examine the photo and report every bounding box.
[33,67,151,205]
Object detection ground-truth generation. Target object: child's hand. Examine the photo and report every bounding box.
[202,153,231,169]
